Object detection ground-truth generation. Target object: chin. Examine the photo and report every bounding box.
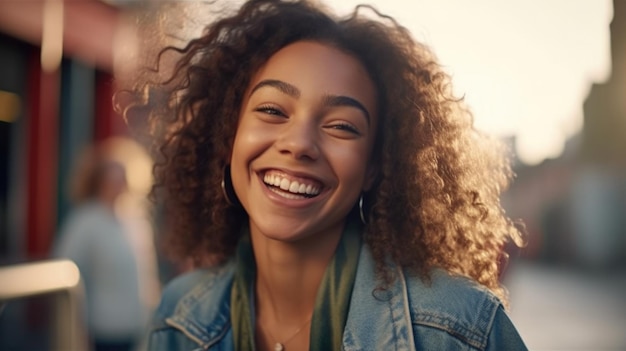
[251,219,312,242]
[249,213,348,247]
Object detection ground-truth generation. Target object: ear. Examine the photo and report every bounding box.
[362,161,378,192]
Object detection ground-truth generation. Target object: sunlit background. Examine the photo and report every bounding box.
[332,0,614,166]
[0,0,624,350]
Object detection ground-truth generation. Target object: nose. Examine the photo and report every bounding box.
[274,118,320,161]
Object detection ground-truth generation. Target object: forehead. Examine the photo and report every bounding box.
[247,41,377,115]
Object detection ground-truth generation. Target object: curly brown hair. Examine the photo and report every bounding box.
[121,0,524,302]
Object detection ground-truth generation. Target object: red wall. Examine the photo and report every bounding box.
[0,0,121,258]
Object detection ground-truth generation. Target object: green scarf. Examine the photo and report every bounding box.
[230,221,362,351]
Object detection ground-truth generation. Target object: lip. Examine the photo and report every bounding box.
[256,168,330,208]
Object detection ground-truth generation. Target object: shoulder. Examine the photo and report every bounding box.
[54,204,105,256]
[143,262,236,350]
[405,268,501,316]
[60,202,111,233]
[405,269,520,350]
[154,262,235,322]
[346,246,526,351]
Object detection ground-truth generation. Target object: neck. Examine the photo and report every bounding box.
[251,223,344,325]
[97,191,118,211]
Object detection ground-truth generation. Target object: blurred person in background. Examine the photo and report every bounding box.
[54,139,150,351]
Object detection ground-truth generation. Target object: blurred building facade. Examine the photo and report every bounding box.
[0,0,127,264]
[503,0,626,270]
[0,2,163,348]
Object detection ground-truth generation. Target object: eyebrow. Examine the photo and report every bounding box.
[249,79,371,124]
[249,79,300,99]
[321,95,370,125]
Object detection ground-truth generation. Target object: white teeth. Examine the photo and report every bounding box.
[263,172,321,196]
[268,187,303,200]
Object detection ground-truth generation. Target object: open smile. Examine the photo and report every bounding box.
[261,170,323,200]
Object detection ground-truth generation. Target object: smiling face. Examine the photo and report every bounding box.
[230,41,378,244]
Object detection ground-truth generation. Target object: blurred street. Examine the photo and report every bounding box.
[505,261,626,351]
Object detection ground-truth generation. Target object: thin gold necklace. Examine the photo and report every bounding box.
[263,317,312,351]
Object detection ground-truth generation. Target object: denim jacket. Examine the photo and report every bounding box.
[144,245,527,350]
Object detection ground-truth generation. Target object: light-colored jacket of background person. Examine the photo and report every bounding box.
[55,200,146,343]
[143,243,528,351]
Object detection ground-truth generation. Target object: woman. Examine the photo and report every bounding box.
[54,141,145,351]
[124,0,527,349]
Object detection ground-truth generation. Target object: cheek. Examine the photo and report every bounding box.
[230,118,254,163]
[331,143,372,183]
[229,121,274,200]
[230,121,272,165]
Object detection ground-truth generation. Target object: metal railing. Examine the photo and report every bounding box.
[0,259,89,351]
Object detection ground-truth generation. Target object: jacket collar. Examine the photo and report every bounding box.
[164,245,415,350]
[342,245,417,351]
[164,261,235,349]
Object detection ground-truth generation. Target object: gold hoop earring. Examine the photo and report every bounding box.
[359,194,367,225]
[221,165,239,206]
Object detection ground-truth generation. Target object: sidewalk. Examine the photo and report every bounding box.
[504,261,626,351]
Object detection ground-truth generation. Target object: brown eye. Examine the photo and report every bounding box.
[323,121,362,139]
[329,123,360,135]
[255,105,286,117]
